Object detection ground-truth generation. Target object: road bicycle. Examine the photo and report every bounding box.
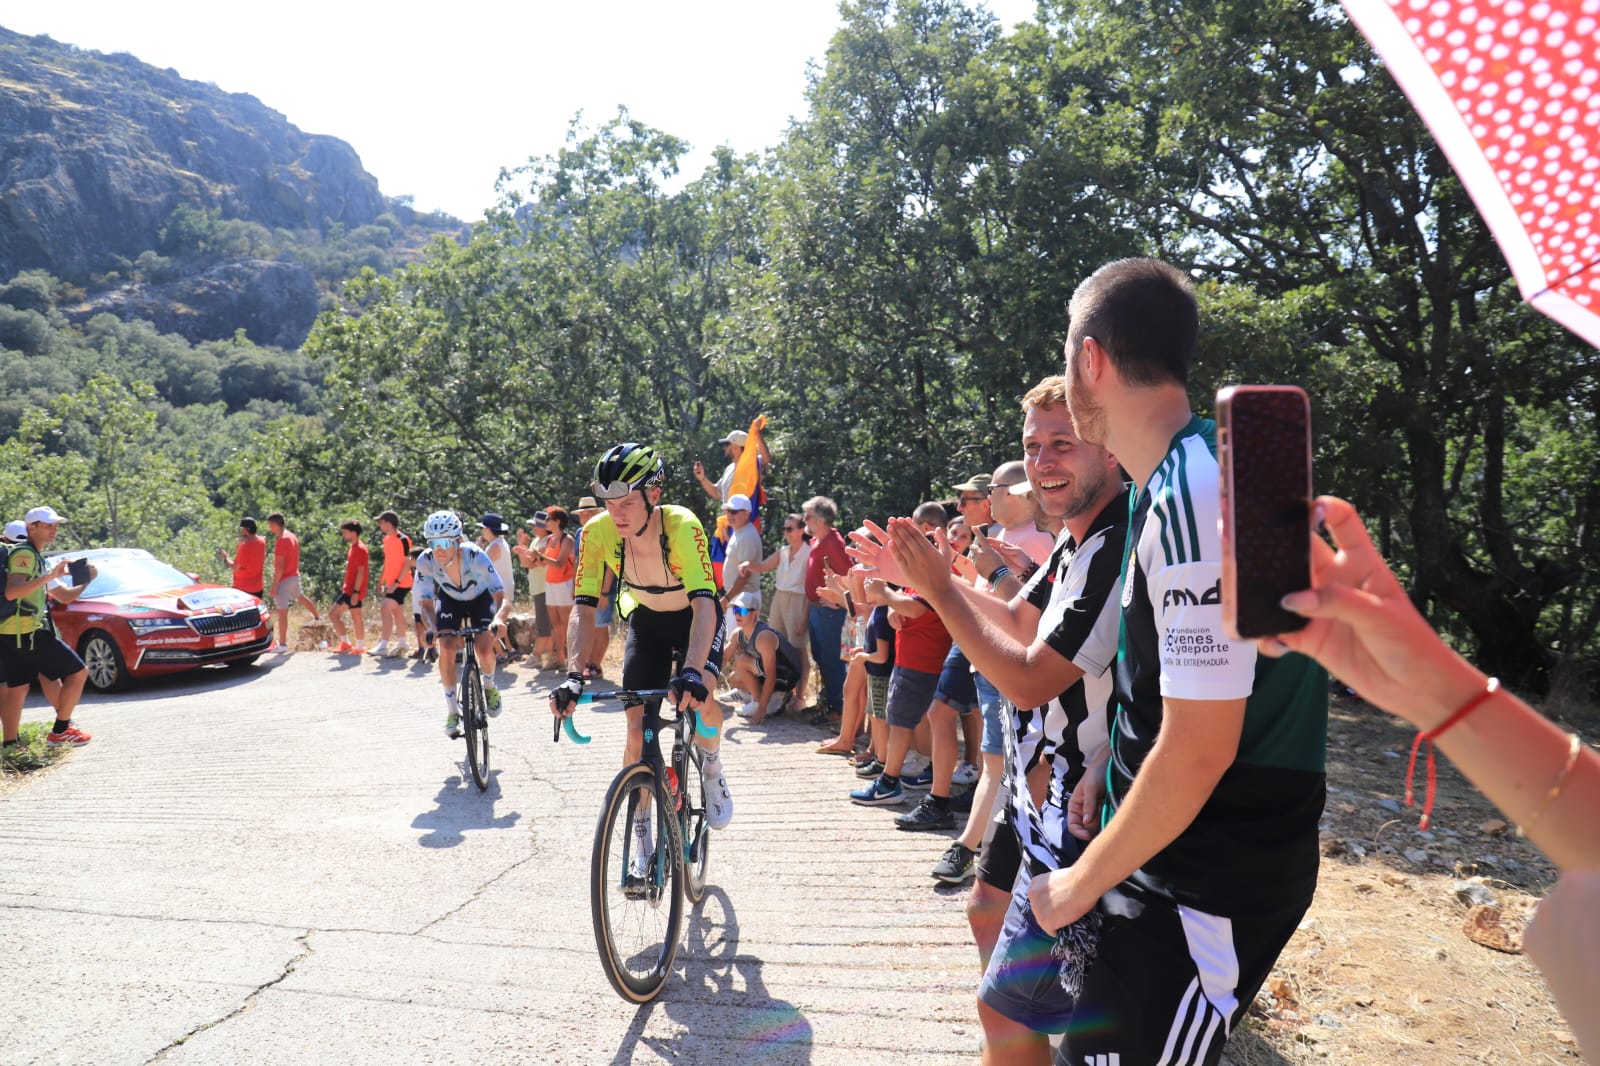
[556,670,712,1002]
[443,624,492,790]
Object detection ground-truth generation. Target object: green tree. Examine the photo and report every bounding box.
[726,0,1140,521]
[308,113,769,523]
[22,374,212,549]
[1014,0,1598,686]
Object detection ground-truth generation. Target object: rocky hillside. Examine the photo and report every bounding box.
[0,25,455,346]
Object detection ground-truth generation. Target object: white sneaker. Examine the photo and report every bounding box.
[953,761,980,787]
[373,640,389,657]
[705,768,733,830]
[737,700,759,718]
[388,643,408,659]
[902,750,932,777]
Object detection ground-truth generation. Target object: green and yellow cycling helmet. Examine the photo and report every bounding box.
[592,443,665,500]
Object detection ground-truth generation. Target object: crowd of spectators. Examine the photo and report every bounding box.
[703,256,1591,1063]
[7,254,1593,1062]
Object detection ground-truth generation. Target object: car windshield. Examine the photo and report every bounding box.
[73,555,195,597]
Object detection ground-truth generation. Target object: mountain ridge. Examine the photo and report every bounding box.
[0,25,456,346]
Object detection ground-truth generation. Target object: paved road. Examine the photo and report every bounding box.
[0,653,985,1065]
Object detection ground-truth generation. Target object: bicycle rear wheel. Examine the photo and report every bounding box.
[679,741,711,903]
[591,762,683,1002]
[461,656,490,791]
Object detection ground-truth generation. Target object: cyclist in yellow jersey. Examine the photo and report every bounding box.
[552,443,733,829]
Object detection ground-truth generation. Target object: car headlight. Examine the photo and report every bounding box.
[127,616,187,632]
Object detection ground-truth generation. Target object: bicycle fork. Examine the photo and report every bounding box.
[620,701,677,897]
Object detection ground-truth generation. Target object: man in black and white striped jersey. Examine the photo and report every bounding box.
[1039,259,1327,1066]
[855,375,1128,1064]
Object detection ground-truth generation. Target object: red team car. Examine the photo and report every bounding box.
[45,548,272,692]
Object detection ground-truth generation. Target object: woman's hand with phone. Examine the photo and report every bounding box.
[1263,496,1482,730]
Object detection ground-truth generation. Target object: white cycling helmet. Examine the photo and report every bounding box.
[422,510,463,541]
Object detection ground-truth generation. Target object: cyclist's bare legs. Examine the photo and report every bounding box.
[624,702,646,767]
[436,631,496,685]
[691,698,724,754]
[471,630,497,683]
[436,632,464,690]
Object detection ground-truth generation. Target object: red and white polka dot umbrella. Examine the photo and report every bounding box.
[1343,0,1600,347]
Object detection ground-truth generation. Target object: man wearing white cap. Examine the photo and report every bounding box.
[1,506,94,754]
[717,493,764,634]
[693,428,772,503]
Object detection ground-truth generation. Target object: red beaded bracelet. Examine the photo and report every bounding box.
[1404,677,1500,829]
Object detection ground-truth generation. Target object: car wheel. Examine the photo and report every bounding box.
[80,631,129,692]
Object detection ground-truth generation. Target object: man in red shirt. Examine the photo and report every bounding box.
[801,495,852,719]
[217,517,267,598]
[849,579,953,807]
[329,519,371,655]
[267,512,320,652]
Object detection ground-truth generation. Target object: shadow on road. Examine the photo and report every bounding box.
[606,886,812,1065]
[411,771,520,849]
[66,659,269,707]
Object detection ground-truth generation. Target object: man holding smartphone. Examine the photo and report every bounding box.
[217,517,266,599]
[0,507,94,751]
[1029,258,1328,1066]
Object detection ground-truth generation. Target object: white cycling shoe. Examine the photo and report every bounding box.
[705,770,733,830]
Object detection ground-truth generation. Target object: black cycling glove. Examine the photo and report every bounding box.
[669,667,708,706]
[554,672,585,712]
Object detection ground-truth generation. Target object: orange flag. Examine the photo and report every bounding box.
[714,415,767,547]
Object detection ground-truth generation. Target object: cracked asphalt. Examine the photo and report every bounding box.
[1,652,984,1065]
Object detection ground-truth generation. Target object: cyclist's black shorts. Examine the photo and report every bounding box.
[435,591,495,634]
[621,603,725,697]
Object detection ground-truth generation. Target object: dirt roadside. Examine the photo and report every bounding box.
[1224,695,1587,1064]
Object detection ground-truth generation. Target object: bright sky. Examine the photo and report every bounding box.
[2,0,1038,221]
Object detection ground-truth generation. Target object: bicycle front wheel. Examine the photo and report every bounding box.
[461,658,489,791]
[679,742,711,903]
[591,762,683,1002]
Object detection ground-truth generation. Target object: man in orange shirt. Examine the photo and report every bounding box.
[374,510,414,658]
[217,517,267,598]
[329,519,371,655]
[267,512,320,652]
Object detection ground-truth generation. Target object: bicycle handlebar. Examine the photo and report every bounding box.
[552,687,695,745]
[578,688,672,705]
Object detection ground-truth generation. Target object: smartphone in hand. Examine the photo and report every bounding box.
[68,558,92,587]
[1217,385,1312,639]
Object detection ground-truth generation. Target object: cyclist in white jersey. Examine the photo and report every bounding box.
[415,510,510,738]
